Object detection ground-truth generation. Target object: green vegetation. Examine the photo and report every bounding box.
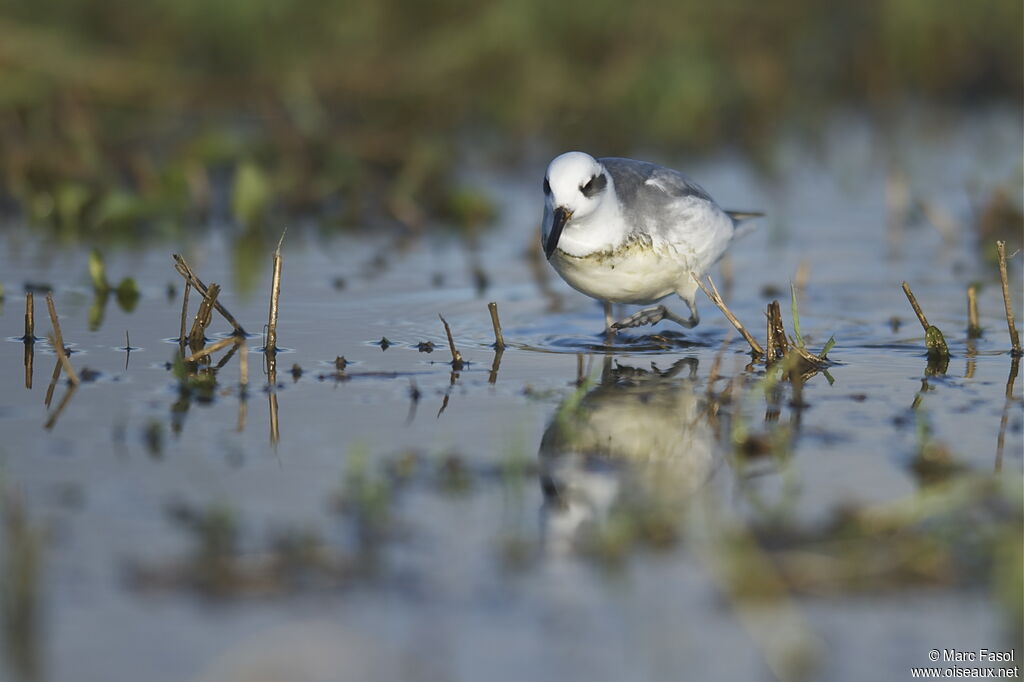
[0,0,1020,241]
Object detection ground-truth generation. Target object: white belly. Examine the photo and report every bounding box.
[550,242,687,304]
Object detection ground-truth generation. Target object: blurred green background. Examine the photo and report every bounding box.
[0,0,1021,241]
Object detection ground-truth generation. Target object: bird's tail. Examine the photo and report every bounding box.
[725,210,763,240]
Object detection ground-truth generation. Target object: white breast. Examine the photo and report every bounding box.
[550,241,689,305]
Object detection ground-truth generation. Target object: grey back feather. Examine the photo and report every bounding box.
[599,157,719,240]
[599,156,763,246]
[599,157,713,204]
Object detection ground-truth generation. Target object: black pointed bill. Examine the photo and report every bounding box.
[545,206,572,260]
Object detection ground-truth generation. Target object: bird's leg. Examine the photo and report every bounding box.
[681,298,700,328]
[603,301,615,334]
[611,304,697,331]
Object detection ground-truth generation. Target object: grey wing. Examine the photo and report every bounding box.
[601,157,735,268]
[600,157,714,205]
[643,167,715,204]
[600,158,725,238]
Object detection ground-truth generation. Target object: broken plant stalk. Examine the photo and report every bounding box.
[901,281,950,363]
[487,301,506,350]
[21,292,34,342]
[172,254,245,335]
[184,336,237,363]
[766,300,789,364]
[967,284,982,339]
[266,231,285,355]
[439,314,464,369]
[178,282,191,345]
[188,283,221,347]
[239,337,249,389]
[995,241,1021,356]
[45,293,79,385]
[692,273,764,357]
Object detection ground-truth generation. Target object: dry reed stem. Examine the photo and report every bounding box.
[967,284,981,338]
[791,344,829,370]
[266,231,286,355]
[178,282,190,344]
[188,283,220,345]
[45,294,79,385]
[996,241,1021,356]
[487,302,506,350]
[901,281,930,331]
[24,341,33,390]
[47,333,78,388]
[184,336,236,363]
[692,273,764,356]
[239,338,248,388]
[902,281,950,363]
[22,292,34,342]
[439,314,464,368]
[766,301,789,363]
[266,347,279,444]
[172,254,245,334]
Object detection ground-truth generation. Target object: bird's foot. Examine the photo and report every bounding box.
[609,305,697,332]
[610,305,669,331]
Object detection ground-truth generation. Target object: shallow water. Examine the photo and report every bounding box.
[1,112,1022,682]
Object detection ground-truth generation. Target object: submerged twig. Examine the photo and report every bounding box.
[45,293,79,385]
[44,359,61,408]
[692,274,764,357]
[23,338,34,390]
[488,349,503,385]
[967,284,982,339]
[239,338,249,389]
[487,301,506,350]
[439,314,464,369]
[184,336,237,363]
[995,356,1019,472]
[996,241,1021,357]
[268,365,280,446]
[266,230,286,355]
[172,254,246,334]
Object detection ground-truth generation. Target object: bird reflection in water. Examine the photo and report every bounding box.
[538,356,720,557]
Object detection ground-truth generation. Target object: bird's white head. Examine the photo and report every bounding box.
[542,151,611,259]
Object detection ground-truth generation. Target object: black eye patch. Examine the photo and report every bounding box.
[580,173,607,198]
[543,178,551,195]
